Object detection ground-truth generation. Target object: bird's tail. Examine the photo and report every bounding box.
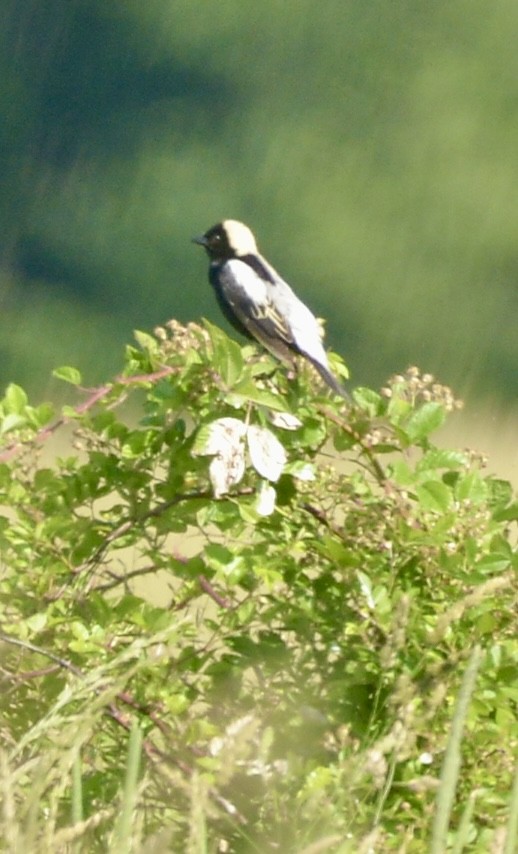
[310,359,350,401]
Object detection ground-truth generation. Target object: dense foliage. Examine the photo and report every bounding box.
[0,322,516,852]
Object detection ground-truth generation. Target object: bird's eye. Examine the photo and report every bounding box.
[210,234,222,246]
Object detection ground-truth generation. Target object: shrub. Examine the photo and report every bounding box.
[0,321,516,852]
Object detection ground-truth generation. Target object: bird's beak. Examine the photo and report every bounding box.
[192,234,208,247]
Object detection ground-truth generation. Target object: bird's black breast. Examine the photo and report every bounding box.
[209,262,254,340]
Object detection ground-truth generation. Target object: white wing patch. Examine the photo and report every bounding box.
[225,259,269,304]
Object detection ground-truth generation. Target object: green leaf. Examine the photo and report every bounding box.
[134,329,159,354]
[61,404,81,418]
[352,387,384,415]
[284,460,316,481]
[236,500,262,523]
[204,543,235,569]
[418,449,468,472]
[25,612,48,632]
[298,418,328,447]
[387,396,413,422]
[405,403,446,442]
[3,383,28,414]
[416,480,452,512]
[205,543,246,581]
[475,553,511,574]
[389,459,415,486]
[328,351,349,381]
[52,365,83,386]
[487,478,514,512]
[493,501,518,522]
[29,402,55,427]
[356,570,375,608]
[203,320,244,385]
[454,471,488,504]
[225,380,287,412]
[0,413,27,434]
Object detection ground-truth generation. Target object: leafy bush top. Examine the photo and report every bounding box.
[0,321,516,852]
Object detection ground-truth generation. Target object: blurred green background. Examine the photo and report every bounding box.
[1,0,517,411]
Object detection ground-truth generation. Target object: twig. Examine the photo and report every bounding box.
[302,502,346,540]
[0,632,83,677]
[198,575,232,609]
[318,405,387,484]
[0,367,176,464]
[75,490,214,579]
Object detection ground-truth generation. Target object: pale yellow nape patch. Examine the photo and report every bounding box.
[222,220,259,256]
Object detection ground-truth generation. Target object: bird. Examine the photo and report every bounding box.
[192,220,349,399]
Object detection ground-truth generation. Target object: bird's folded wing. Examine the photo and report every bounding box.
[219,260,297,348]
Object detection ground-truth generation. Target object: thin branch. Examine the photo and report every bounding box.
[198,574,232,609]
[0,367,176,463]
[0,632,83,677]
[75,490,214,578]
[318,405,387,484]
[75,487,254,580]
[96,564,168,593]
[302,501,345,540]
[10,665,61,681]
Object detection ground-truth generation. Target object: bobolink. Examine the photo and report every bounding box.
[193,220,348,399]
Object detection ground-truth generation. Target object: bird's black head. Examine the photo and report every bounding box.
[192,220,258,260]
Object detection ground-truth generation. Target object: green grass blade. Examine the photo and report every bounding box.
[503,761,518,854]
[450,790,478,854]
[429,645,483,854]
[71,752,83,827]
[112,719,143,854]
